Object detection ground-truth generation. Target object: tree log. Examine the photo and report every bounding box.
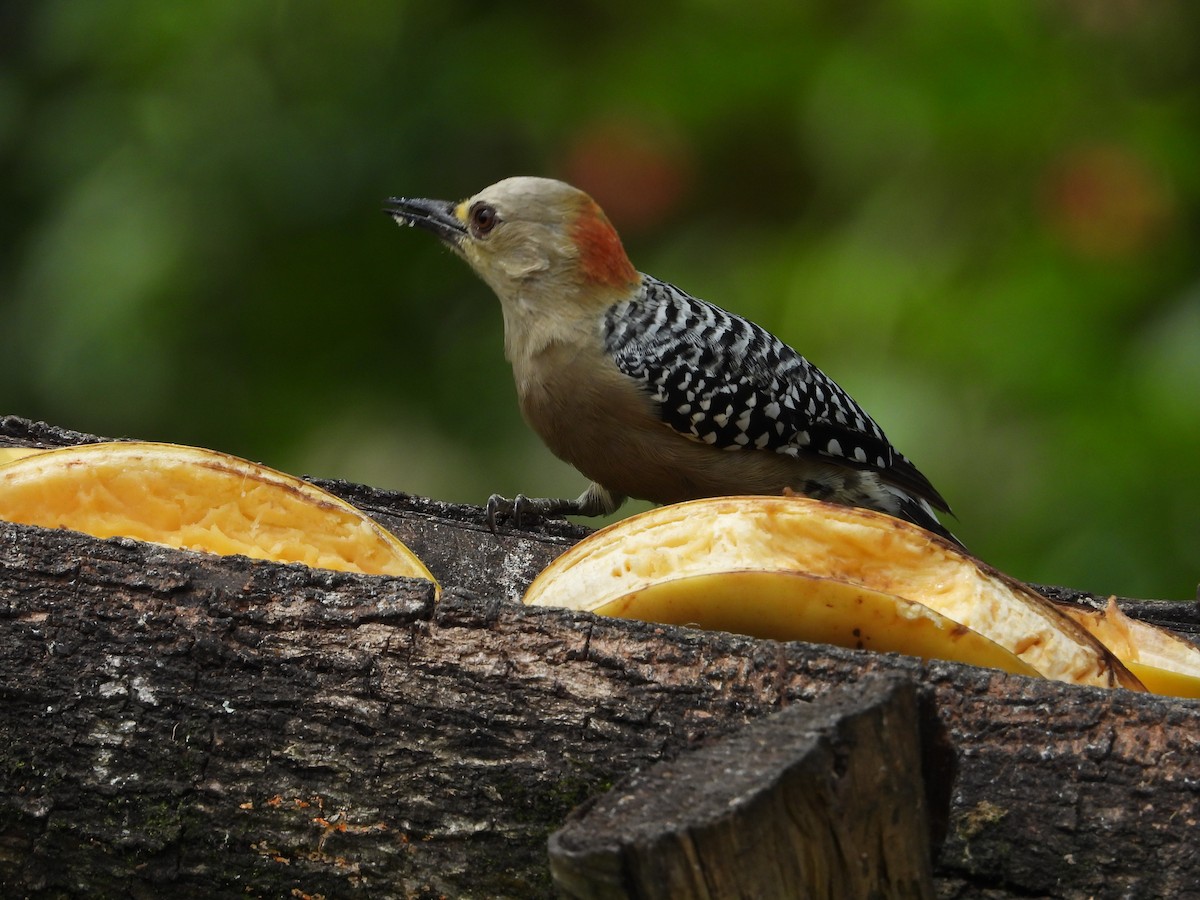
[549,675,938,899]
[2,415,1200,898]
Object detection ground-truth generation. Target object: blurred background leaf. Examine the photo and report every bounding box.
[1,0,1197,599]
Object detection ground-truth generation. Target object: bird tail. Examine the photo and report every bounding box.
[890,490,964,548]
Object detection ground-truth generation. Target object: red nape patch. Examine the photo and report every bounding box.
[570,201,639,288]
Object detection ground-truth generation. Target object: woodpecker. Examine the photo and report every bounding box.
[385,177,959,543]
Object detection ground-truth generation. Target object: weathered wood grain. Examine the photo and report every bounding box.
[550,675,937,900]
[2,414,1199,899]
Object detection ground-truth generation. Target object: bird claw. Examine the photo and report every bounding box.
[485,492,580,532]
[485,493,542,532]
[484,494,511,532]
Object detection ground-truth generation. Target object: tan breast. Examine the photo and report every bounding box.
[511,339,842,505]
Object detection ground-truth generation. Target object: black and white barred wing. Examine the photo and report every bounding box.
[604,277,949,512]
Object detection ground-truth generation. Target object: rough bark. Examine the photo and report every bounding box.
[2,415,1200,899]
[549,675,937,900]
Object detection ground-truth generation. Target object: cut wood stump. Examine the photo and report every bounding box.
[549,675,940,900]
[2,415,1200,899]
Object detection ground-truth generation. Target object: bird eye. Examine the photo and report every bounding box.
[469,202,499,237]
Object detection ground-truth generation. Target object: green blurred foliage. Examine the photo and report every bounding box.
[1,0,1197,598]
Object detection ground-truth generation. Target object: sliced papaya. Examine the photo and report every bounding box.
[0,442,437,588]
[524,496,1141,690]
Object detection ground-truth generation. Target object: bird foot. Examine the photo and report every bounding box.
[484,484,626,532]
[485,493,565,532]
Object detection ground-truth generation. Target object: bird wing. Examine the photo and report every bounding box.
[603,277,951,513]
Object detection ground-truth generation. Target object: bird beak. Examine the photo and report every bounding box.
[384,196,467,246]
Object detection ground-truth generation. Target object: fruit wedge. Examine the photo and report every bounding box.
[0,447,46,466]
[0,442,437,588]
[601,569,1037,676]
[1056,599,1200,698]
[524,496,1142,690]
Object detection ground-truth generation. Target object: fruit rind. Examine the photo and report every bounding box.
[597,569,1038,676]
[1056,599,1200,698]
[0,442,437,589]
[525,496,1140,690]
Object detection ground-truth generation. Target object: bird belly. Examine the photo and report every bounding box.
[514,345,853,506]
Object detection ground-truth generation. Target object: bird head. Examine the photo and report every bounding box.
[385,177,639,309]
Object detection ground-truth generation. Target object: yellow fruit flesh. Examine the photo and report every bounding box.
[1057,599,1200,699]
[0,442,437,587]
[1125,664,1200,700]
[597,570,1037,677]
[525,496,1141,690]
[0,447,46,466]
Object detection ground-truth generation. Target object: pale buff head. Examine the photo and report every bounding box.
[386,177,639,310]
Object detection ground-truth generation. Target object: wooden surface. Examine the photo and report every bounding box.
[550,675,936,900]
[2,415,1200,899]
